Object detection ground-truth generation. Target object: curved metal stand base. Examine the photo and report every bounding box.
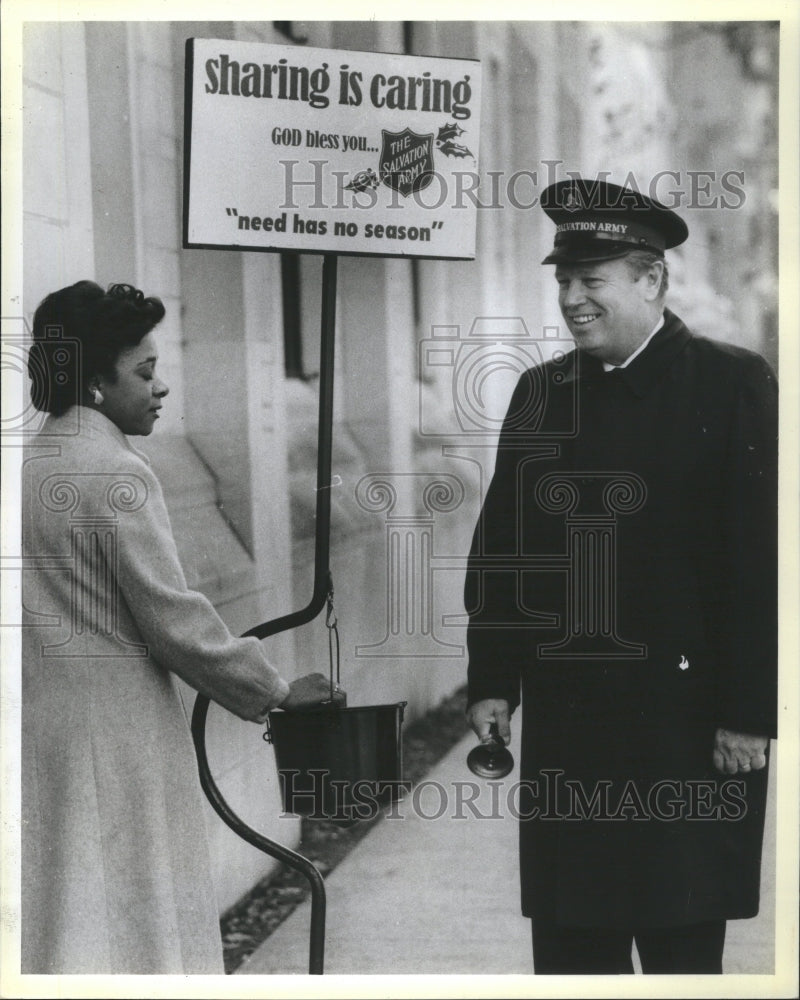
[191,694,326,974]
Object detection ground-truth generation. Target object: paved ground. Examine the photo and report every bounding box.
[238,724,776,977]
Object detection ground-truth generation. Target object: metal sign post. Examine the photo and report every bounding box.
[191,253,337,975]
[183,36,482,974]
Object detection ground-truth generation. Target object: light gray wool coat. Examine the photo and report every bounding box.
[21,405,290,974]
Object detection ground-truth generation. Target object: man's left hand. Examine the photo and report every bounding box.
[713,728,768,774]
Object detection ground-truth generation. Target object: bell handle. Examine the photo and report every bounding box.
[483,721,505,744]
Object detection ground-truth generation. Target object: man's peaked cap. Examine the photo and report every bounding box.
[541,178,689,264]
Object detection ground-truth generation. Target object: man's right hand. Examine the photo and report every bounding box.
[466,698,511,745]
[280,672,346,710]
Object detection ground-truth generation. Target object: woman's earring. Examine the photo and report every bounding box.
[92,388,104,405]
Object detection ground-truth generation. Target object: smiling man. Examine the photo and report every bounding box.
[465,179,778,974]
[555,255,665,365]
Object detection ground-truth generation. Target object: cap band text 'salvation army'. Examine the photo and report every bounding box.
[553,219,667,252]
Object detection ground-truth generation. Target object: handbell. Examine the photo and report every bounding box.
[467,722,514,779]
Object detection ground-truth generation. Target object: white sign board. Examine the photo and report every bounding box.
[184,39,481,259]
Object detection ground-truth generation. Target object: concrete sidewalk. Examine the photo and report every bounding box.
[237,725,776,976]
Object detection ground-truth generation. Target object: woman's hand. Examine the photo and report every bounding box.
[279,672,346,711]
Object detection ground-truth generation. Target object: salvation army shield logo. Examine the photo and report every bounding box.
[562,186,584,212]
[379,128,435,197]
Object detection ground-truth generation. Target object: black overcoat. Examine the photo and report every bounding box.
[465,309,777,928]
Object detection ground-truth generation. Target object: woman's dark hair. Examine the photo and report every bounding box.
[28,281,166,415]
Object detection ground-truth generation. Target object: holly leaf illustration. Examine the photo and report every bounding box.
[345,168,380,192]
[437,122,465,143]
[438,139,473,159]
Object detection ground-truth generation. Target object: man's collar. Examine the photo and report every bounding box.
[602,314,665,372]
[561,309,692,397]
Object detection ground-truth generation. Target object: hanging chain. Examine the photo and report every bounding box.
[326,572,341,702]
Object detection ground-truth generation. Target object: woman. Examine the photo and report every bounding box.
[22,281,342,974]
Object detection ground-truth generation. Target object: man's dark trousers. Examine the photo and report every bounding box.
[531,918,726,974]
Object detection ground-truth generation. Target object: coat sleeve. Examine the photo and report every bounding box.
[716,353,778,737]
[464,370,537,713]
[107,453,290,720]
